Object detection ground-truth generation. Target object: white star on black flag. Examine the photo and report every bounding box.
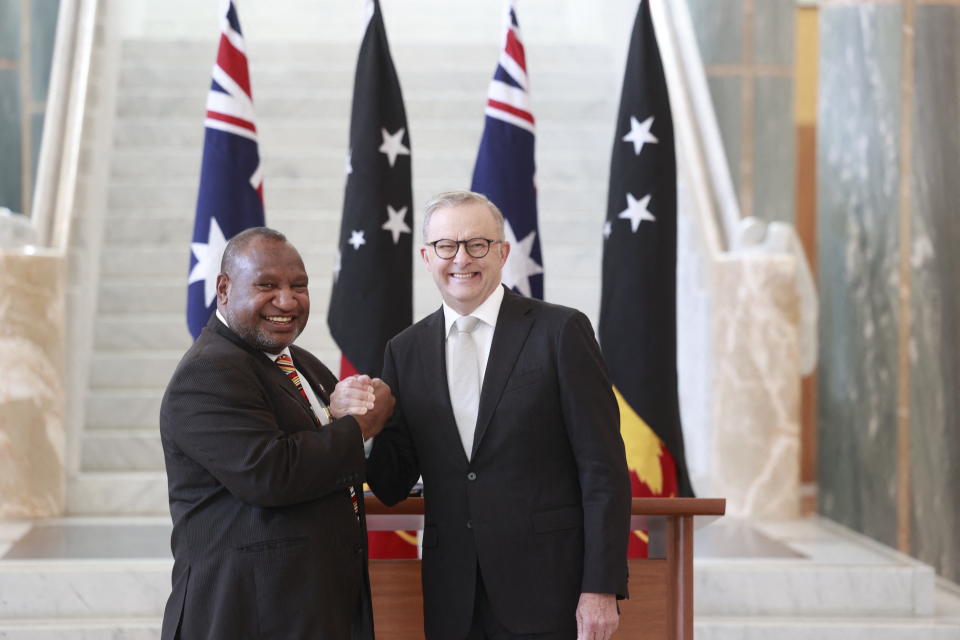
[599,0,693,499]
[328,0,413,378]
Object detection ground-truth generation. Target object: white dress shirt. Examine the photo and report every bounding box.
[442,285,505,447]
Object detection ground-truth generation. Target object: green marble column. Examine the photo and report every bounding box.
[817,0,960,583]
[0,0,61,216]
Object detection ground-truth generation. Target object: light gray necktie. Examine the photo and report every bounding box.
[448,315,481,459]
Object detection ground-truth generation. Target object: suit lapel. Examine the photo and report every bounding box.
[207,316,317,422]
[291,346,331,404]
[422,307,471,465]
[472,290,535,459]
[264,355,318,422]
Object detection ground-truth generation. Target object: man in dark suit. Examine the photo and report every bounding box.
[159,227,393,640]
[365,191,632,639]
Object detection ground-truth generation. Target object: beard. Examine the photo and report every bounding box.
[230,318,304,353]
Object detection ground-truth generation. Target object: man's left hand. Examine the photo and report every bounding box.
[576,592,619,640]
[329,375,375,419]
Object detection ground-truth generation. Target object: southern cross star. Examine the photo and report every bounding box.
[381,205,411,244]
[501,220,544,298]
[618,192,655,232]
[622,115,658,155]
[348,229,366,250]
[188,216,227,307]
[378,127,410,167]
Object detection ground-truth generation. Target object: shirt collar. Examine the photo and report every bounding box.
[443,284,505,337]
[263,345,293,362]
[216,309,292,362]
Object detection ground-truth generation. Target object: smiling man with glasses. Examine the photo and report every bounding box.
[360,190,632,640]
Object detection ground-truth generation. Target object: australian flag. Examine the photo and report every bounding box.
[470,0,543,299]
[186,0,265,339]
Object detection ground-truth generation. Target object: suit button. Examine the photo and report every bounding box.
[467,472,477,481]
[466,520,473,529]
[353,544,363,555]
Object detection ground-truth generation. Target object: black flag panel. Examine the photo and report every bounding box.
[328,0,413,378]
[599,0,694,498]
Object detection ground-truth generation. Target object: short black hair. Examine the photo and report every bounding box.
[220,227,288,274]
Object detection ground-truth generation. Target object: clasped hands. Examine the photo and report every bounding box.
[330,375,395,441]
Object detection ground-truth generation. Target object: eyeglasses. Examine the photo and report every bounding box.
[426,238,501,259]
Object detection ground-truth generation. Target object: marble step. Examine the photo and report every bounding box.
[0,560,170,619]
[0,548,938,621]
[1,617,958,640]
[89,352,183,389]
[694,616,960,640]
[81,429,164,472]
[105,119,613,159]
[118,41,614,74]
[84,391,162,430]
[101,211,341,246]
[93,314,190,351]
[116,64,612,95]
[0,619,160,640]
[104,147,610,183]
[101,192,607,222]
[694,559,935,617]
[104,180,607,211]
[66,472,168,516]
[113,90,612,122]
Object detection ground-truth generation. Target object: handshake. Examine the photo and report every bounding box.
[328,375,396,441]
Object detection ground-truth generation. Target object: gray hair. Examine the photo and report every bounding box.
[421,190,505,242]
[220,226,288,273]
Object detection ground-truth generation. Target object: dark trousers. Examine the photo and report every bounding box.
[465,569,576,640]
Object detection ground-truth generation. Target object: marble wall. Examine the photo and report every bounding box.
[818,1,960,583]
[710,255,801,519]
[0,0,61,215]
[0,250,65,518]
[910,2,960,588]
[685,0,796,224]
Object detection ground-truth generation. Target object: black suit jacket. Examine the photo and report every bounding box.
[368,288,631,638]
[159,316,373,640]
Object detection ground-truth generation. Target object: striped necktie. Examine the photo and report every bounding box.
[275,353,310,405]
[274,353,358,517]
[275,353,333,424]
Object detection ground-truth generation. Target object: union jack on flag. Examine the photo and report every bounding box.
[186,0,265,339]
[471,0,544,300]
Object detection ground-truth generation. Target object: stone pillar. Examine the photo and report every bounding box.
[0,249,65,517]
[817,0,960,583]
[711,255,801,518]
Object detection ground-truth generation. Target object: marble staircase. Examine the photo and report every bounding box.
[67,34,620,516]
[1,518,958,639]
[31,5,959,639]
